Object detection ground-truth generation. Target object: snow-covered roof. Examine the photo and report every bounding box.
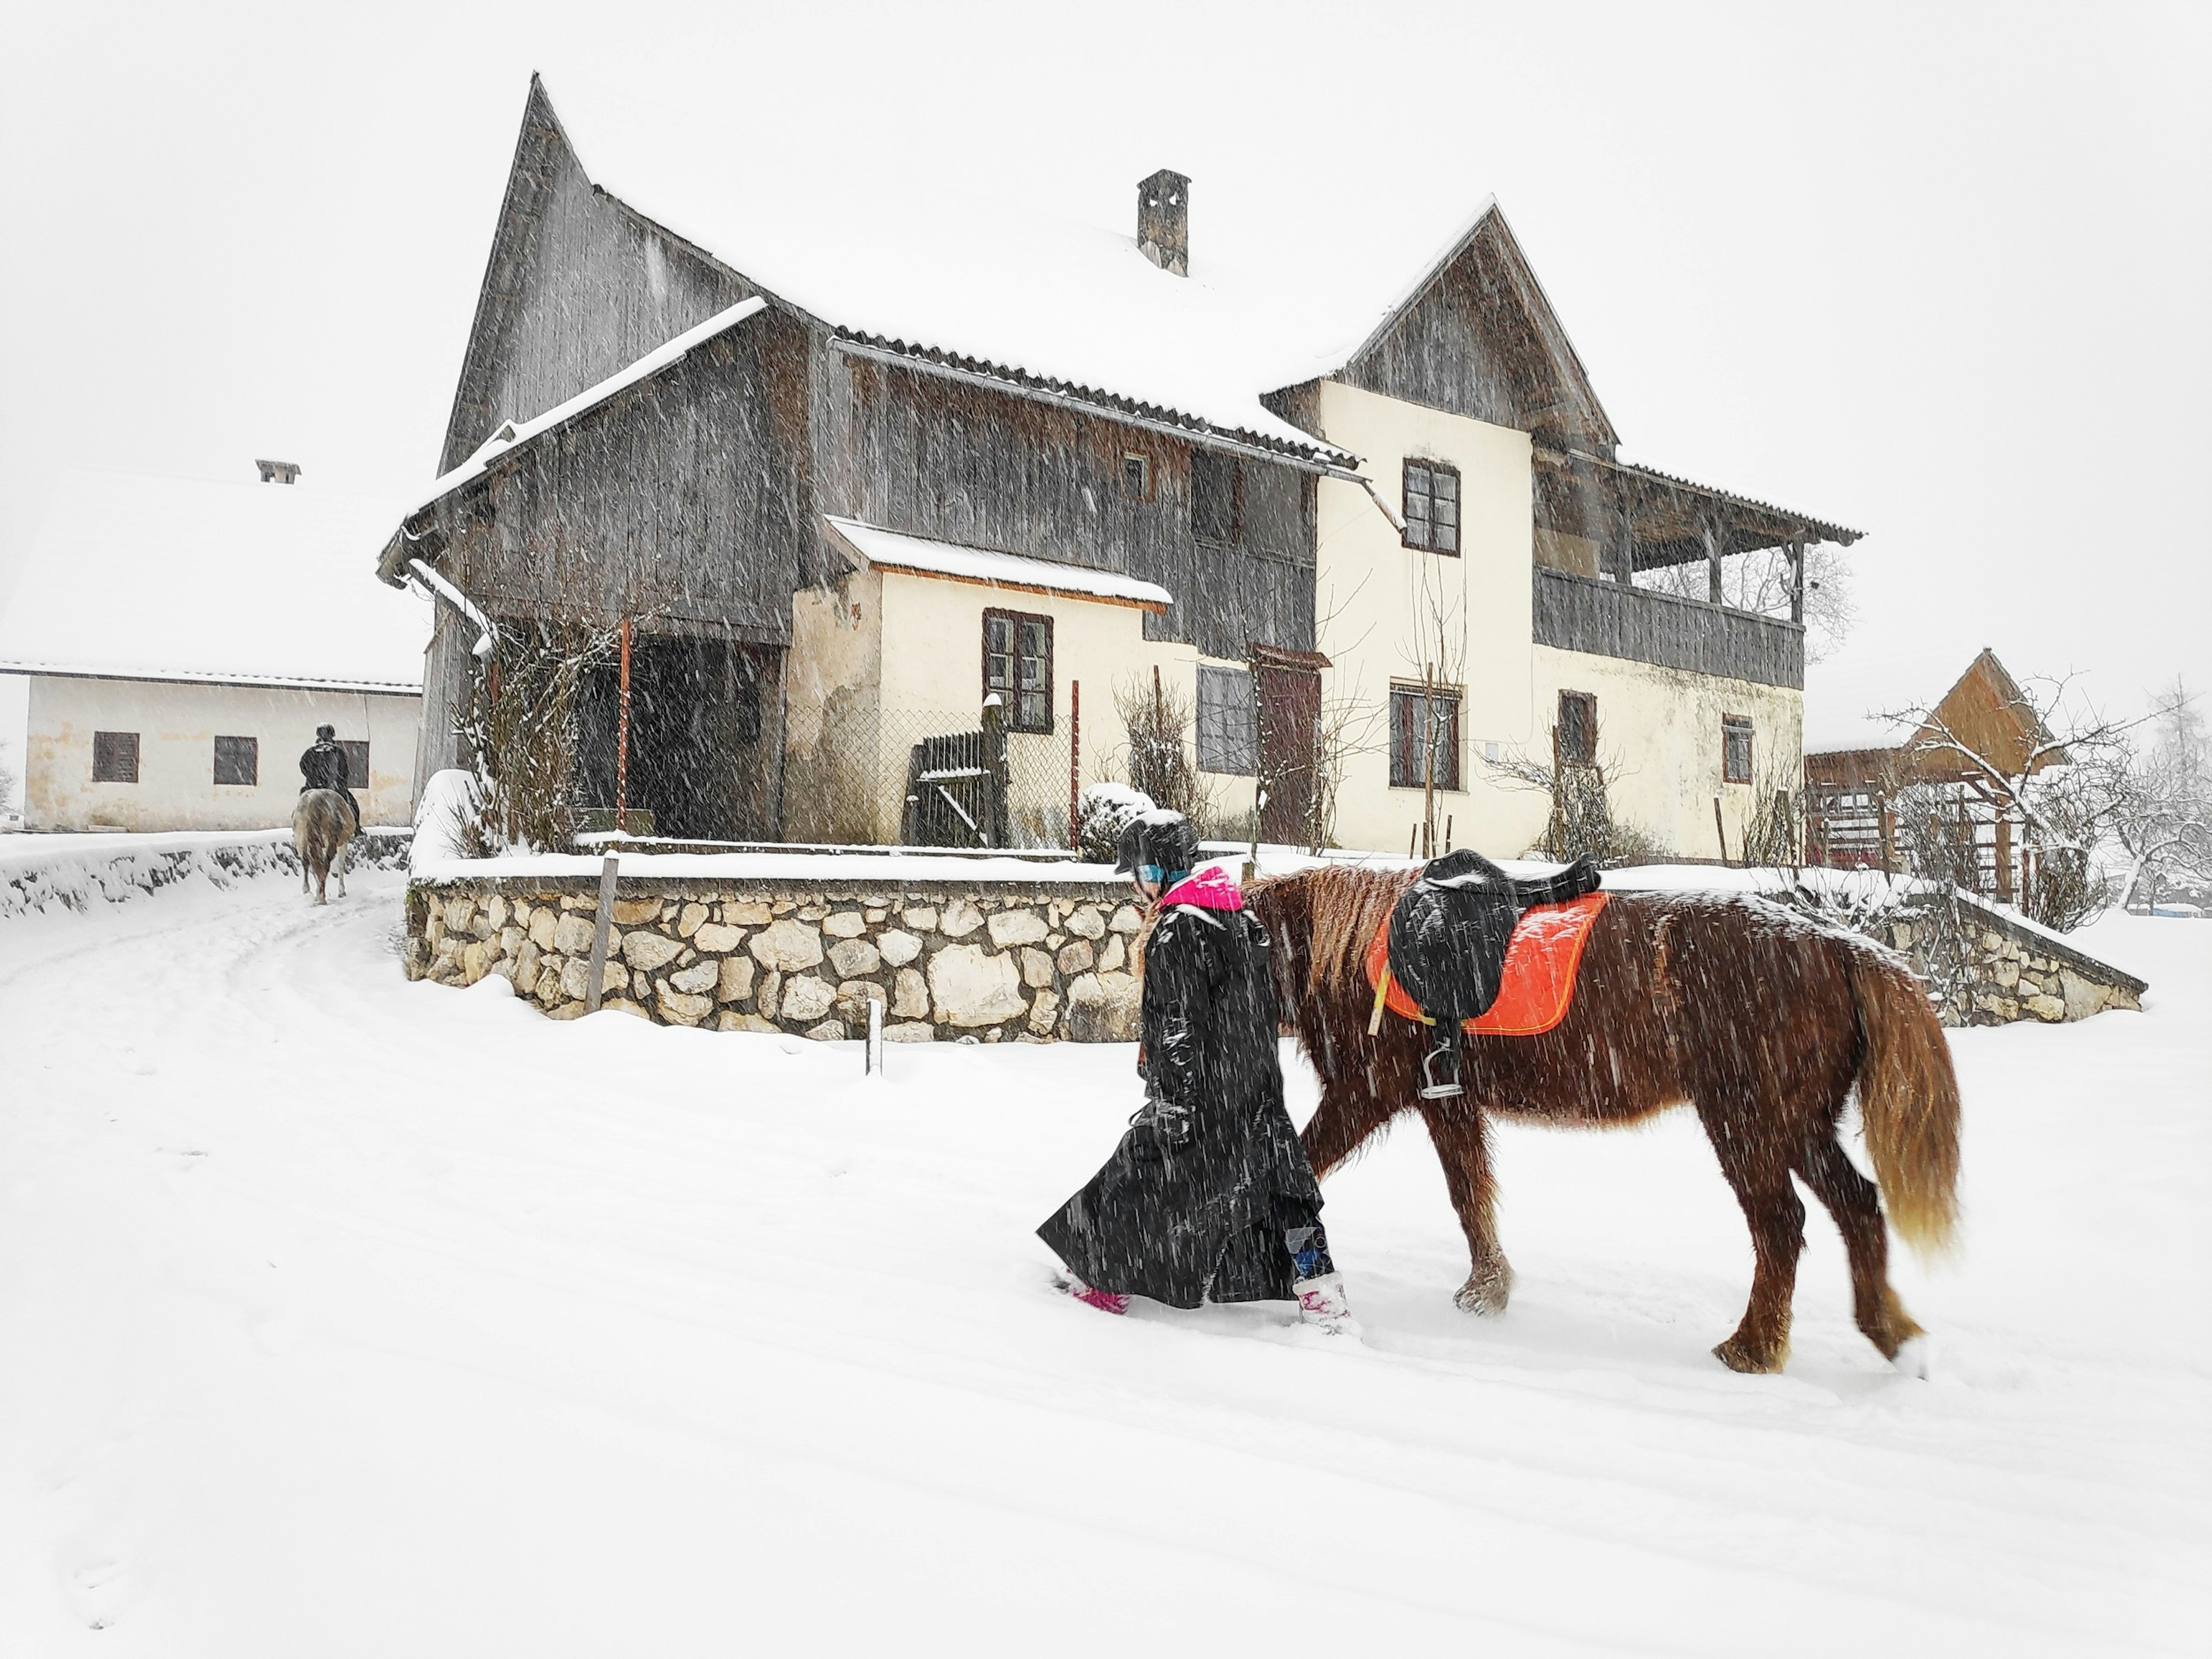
[0,471,429,691]
[414,297,767,513]
[824,517,1172,612]
[538,78,1368,469]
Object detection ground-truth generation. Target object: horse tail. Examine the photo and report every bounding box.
[1844,947,1960,1258]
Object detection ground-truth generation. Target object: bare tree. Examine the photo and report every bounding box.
[1400,537,1466,858]
[1482,718,1661,866]
[455,613,624,853]
[2113,679,2210,912]
[1877,668,2164,931]
[1638,541,1857,662]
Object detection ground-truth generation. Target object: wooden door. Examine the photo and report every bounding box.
[1256,664,1320,846]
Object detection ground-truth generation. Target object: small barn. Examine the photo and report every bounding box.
[1805,648,2059,903]
[0,469,429,833]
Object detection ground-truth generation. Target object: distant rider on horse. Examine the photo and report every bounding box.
[298,724,362,834]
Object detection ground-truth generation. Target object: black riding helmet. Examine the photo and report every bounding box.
[1114,809,1201,882]
[316,724,336,740]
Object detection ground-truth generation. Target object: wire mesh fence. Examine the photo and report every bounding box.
[874,705,1078,851]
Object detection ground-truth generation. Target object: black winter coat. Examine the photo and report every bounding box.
[1037,893,1322,1308]
[299,741,350,792]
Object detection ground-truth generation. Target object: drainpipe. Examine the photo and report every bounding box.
[406,557,498,661]
[1358,474,1407,535]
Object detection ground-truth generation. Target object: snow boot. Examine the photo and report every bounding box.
[1293,1272,1359,1336]
[1059,1273,1129,1316]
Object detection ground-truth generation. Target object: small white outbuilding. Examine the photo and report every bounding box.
[0,469,430,832]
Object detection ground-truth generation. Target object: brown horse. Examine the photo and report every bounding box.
[1247,866,1960,1374]
[292,789,357,905]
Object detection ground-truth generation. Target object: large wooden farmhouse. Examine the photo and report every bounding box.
[381,76,1858,856]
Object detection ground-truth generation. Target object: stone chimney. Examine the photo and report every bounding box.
[1137,169,1190,276]
[256,459,301,484]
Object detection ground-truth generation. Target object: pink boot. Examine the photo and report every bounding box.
[1063,1275,1129,1316]
[1294,1272,1359,1336]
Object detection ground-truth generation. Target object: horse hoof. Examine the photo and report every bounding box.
[1712,1335,1787,1374]
[1891,1335,1935,1380]
[1453,1266,1512,1316]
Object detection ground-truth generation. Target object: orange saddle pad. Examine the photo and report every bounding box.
[1364,892,1609,1037]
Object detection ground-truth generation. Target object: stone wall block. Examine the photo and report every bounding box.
[553,913,597,957]
[484,895,509,932]
[757,969,783,1020]
[717,955,756,1004]
[883,1021,935,1043]
[1099,934,1127,973]
[823,911,868,939]
[1065,970,1141,1042]
[939,899,984,938]
[692,922,745,955]
[749,920,825,972]
[804,1019,847,1042]
[657,983,715,1025]
[782,974,837,1023]
[1020,946,1056,988]
[623,931,685,973]
[988,909,1048,947]
[1057,940,1094,976]
[2024,993,2066,1022]
[929,944,1026,1025]
[829,937,883,978]
[1109,905,1144,934]
[669,961,718,995]
[528,908,559,951]
[892,967,929,1018]
[724,901,774,926]
[441,895,476,934]
[1028,989,1061,1035]
[677,902,710,938]
[1066,907,1107,940]
[797,903,830,922]
[877,929,922,967]
[612,897,664,926]
[717,1012,779,1033]
[902,907,939,932]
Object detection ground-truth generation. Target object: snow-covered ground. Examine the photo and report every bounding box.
[0,871,2203,1654]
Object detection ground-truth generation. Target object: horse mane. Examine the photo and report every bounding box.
[1251,865,1416,1005]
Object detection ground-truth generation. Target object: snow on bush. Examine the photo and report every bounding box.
[1077,781,1154,863]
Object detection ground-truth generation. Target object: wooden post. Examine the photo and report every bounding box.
[1787,533,1805,626]
[1704,515,1725,606]
[1713,796,1730,866]
[1069,679,1081,853]
[584,852,619,1013]
[616,618,633,834]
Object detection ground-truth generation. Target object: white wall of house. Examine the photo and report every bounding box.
[1310,380,1551,859]
[1531,647,1804,858]
[23,675,420,832]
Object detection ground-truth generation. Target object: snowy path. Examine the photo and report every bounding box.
[0,874,2204,1654]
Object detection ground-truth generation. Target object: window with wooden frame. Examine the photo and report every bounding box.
[92,730,139,784]
[1722,716,1753,785]
[1557,691,1597,767]
[1388,684,1462,791]
[1191,450,1241,544]
[340,740,370,790]
[1403,459,1460,555]
[1196,664,1256,775]
[213,735,258,787]
[1119,452,1153,501]
[983,609,1053,733]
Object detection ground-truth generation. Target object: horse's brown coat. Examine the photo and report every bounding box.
[1248,867,1961,1373]
[292,790,355,906]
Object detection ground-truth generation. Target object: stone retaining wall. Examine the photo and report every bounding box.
[1889,890,2145,1026]
[404,874,1148,1042]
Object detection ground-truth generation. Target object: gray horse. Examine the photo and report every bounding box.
[293,788,357,904]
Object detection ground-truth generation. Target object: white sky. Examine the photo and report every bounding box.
[1,0,2206,797]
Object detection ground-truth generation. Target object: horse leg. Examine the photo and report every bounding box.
[1797,1132,1925,1362]
[1419,1103,1513,1314]
[1698,1096,1806,1373]
[335,839,349,898]
[1300,1080,1394,1182]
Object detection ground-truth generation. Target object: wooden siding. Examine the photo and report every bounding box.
[1334,214,1615,454]
[439,81,755,476]
[813,350,1316,661]
[435,309,816,644]
[1532,567,1804,690]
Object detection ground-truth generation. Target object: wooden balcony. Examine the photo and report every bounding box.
[1531,567,1804,690]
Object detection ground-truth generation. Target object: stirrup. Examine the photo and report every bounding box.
[1419,1032,1464,1100]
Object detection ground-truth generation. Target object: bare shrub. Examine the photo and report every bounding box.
[1111,669,1213,828]
[1484,722,1661,867]
[454,616,623,853]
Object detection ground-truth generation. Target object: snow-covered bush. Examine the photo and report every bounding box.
[1077,781,1153,863]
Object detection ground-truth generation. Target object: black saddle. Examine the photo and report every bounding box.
[1385,849,1602,1097]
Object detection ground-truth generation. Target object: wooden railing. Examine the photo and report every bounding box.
[1532,568,1805,690]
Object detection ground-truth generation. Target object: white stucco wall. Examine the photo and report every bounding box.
[1532,646,1804,858]
[24,675,420,832]
[1309,380,1551,859]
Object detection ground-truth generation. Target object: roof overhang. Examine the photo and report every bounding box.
[2,660,423,696]
[1536,446,1862,563]
[824,517,1172,613]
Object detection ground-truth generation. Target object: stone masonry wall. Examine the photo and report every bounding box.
[403,875,1149,1042]
[1887,891,2145,1027]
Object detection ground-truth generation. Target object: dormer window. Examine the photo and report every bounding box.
[1403,460,1460,554]
[1120,453,1152,501]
